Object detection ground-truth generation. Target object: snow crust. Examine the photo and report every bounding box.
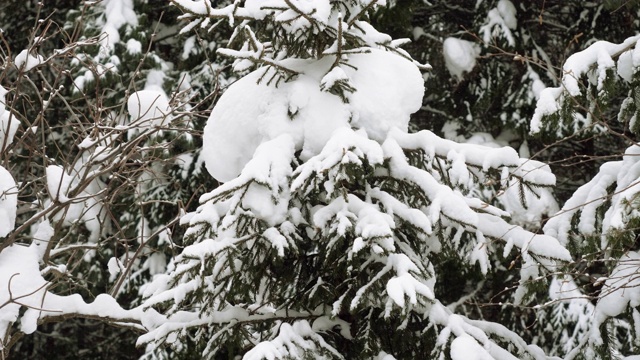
[202,49,424,182]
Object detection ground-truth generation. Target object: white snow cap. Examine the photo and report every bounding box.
[14,49,43,72]
[202,49,425,182]
[443,38,479,80]
[127,89,172,129]
[0,165,17,237]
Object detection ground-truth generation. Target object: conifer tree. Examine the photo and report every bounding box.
[138,1,571,358]
[2,1,640,359]
[528,33,640,359]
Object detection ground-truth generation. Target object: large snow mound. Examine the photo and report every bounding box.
[202,49,425,182]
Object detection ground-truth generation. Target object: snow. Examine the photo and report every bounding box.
[108,257,124,277]
[134,1,592,357]
[481,212,570,260]
[530,87,563,134]
[181,36,197,60]
[243,321,341,360]
[497,0,517,29]
[369,187,433,235]
[199,134,295,226]
[320,66,350,91]
[499,159,559,229]
[545,143,640,249]
[598,145,640,247]
[31,220,54,260]
[0,165,17,237]
[450,335,494,360]
[0,85,20,153]
[126,38,142,55]
[385,258,435,308]
[46,165,71,202]
[617,47,635,82]
[272,0,332,33]
[44,159,106,242]
[71,0,139,92]
[469,232,490,274]
[291,127,384,194]
[127,89,172,130]
[99,0,138,50]
[389,128,522,172]
[480,0,517,46]
[247,0,332,25]
[0,245,47,338]
[0,244,141,339]
[443,38,480,80]
[562,35,640,97]
[202,49,424,182]
[596,252,640,318]
[262,227,289,257]
[172,0,215,15]
[531,34,640,134]
[14,49,43,72]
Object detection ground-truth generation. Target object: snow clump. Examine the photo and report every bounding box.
[202,49,425,182]
[443,38,480,81]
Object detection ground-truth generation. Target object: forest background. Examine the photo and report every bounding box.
[1,0,640,359]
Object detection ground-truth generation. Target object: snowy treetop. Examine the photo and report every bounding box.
[172,0,426,90]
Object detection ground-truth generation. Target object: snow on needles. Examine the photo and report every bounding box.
[202,49,424,182]
[100,0,138,50]
[544,143,640,249]
[531,34,640,134]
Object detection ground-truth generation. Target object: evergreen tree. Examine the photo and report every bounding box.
[528,33,640,359]
[137,1,570,358]
[1,1,640,359]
